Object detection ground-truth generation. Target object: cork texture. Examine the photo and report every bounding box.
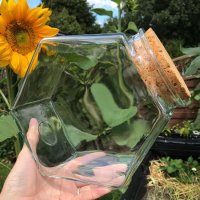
[132,28,191,103]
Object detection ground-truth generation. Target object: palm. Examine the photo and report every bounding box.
[2,145,114,200]
[1,119,126,200]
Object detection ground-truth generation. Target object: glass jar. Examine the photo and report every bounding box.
[11,29,190,188]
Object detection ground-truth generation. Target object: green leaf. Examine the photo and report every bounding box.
[111,0,121,5]
[184,56,200,76]
[66,53,98,70]
[64,125,97,147]
[91,8,113,18]
[174,159,183,168]
[112,119,150,148]
[0,162,11,190]
[167,166,177,174]
[193,90,200,101]
[193,108,200,129]
[91,83,137,127]
[125,22,138,33]
[181,47,200,56]
[0,115,19,142]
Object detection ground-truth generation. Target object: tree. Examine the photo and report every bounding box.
[131,0,200,47]
[50,8,83,35]
[42,0,101,34]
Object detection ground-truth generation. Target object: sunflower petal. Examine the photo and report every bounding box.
[16,0,29,21]
[0,61,10,67]
[7,0,17,11]
[0,17,6,34]
[36,25,59,37]
[0,36,11,66]
[0,0,8,15]
[18,55,29,77]
[10,52,20,72]
[26,6,49,24]
[33,10,52,28]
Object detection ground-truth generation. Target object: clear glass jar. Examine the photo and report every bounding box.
[11,29,190,188]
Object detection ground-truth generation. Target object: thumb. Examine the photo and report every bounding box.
[8,118,39,175]
[1,119,39,196]
[23,118,39,155]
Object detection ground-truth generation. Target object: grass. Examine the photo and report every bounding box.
[144,159,200,200]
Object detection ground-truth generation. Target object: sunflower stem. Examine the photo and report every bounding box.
[6,67,15,107]
[0,89,10,109]
[6,67,22,156]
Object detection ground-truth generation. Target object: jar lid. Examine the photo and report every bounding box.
[131,28,191,105]
[145,28,191,100]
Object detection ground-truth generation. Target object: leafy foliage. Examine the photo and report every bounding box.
[0,162,11,191]
[160,156,200,184]
[124,21,138,33]
[181,46,200,76]
[0,115,19,142]
[181,47,200,56]
[163,38,184,58]
[42,0,101,34]
[91,8,113,18]
[64,124,97,147]
[65,53,98,70]
[162,120,200,137]
[0,137,15,191]
[129,0,200,47]
[50,8,83,34]
[111,119,149,148]
[91,83,137,127]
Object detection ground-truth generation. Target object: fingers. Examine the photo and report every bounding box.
[93,164,127,177]
[74,164,127,187]
[77,185,111,200]
[64,163,127,188]
[67,152,106,171]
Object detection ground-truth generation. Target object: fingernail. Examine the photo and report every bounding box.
[29,118,38,127]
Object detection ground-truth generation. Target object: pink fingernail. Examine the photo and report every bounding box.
[29,118,38,127]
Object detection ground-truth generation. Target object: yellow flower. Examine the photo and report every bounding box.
[0,0,59,77]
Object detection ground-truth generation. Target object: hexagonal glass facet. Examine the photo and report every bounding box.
[11,31,185,188]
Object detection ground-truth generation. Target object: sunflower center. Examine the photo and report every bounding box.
[6,21,37,55]
[16,30,30,46]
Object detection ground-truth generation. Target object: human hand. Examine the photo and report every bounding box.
[0,119,126,200]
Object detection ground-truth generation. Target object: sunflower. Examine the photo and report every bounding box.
[0,0,59,77]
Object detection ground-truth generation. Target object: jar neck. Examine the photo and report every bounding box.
[129,29,189,107]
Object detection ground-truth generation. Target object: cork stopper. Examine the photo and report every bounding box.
[131,28,191,104]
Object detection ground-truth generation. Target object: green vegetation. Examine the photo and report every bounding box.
[130,0,200,47]
[42,0,101,34]
[160,156,200,184]
[162,120,200,138]
[146,156,200,200]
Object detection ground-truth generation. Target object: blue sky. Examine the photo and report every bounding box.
[28,0,117,25]
[28,0,41,8]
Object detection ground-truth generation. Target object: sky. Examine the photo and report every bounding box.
[87,0,118,25]
[28,0,41,7]
[27,0,117,25]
